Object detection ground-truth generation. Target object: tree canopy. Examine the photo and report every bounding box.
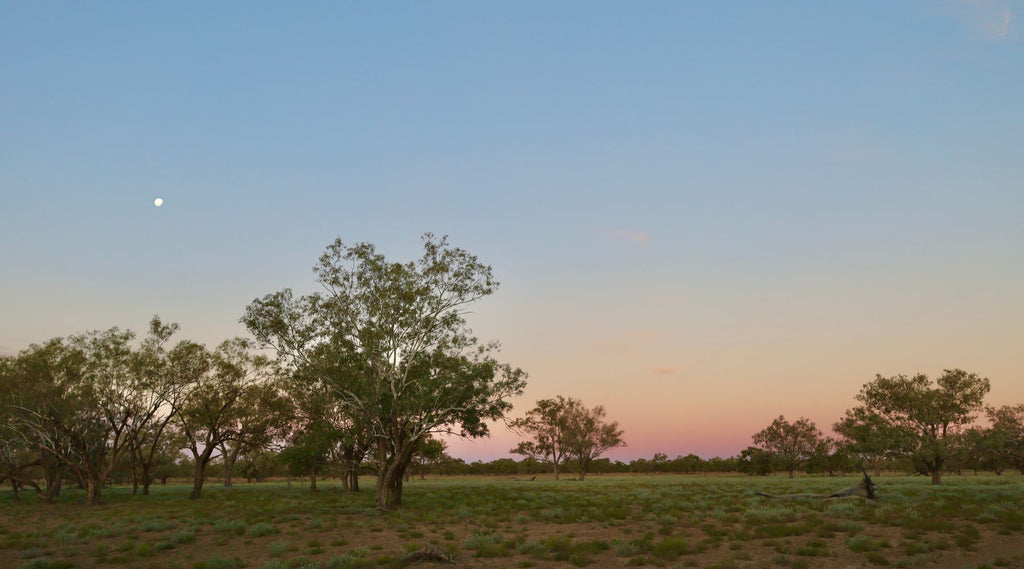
[243,234,526,509]
[839,369,990,484]
[511,395,625,481]
[752,415,822,478]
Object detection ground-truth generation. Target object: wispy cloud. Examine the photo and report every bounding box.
[943,0,1017,40]
[651,366,678,375]
[610,230,650,245]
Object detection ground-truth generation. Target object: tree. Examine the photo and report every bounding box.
[563,401,626,480]
[833,406,908,475]
[737,446,773,476]
[125,317,192,495]
[176,338,276,500]
[985,404,1024,474]
[841,369,990,484]
[0,354,53,500]
[752,415,822,478]
[804,436,854,476]
[3,331,147,505]
[511,396,625,481]
[410,436,447,479]
[509,396,575,479]
[243,234,526,509]
[279,425,338,491]
[218,380,292,488]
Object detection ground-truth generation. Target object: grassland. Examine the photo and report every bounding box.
[1,474,1022,569]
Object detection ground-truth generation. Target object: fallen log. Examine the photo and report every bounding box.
[401,544,456,564]
[756,470,877,500]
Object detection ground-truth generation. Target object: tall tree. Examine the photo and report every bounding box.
[752,415,822,478]
[243,234,526,509]
[841,369,990,484]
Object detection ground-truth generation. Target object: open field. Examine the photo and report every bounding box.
[1,474,1022,569]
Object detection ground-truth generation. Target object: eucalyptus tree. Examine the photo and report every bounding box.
[176,337,278,500]
[243,234,526,509]
[0,354,48,500]
[218,379,293,487]
[410,436,448,479]
[125,317,194,495]
[840,369,990,484]
[512,396,625,480]
[285,365,370,492]
[985,404,1024,474]
[510,396,575,479]
[563,401,626,480]
[3,329,147,504]
[833,406,909,475]
[752,415,822,478]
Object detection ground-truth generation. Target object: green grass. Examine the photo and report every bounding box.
[1,473,1022,568]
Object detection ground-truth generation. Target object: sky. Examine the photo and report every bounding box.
[2,1,1022,462]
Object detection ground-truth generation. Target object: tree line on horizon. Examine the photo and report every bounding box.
[2,236,1022,510]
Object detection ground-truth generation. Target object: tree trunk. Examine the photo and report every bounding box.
[44,472,62,501]
[375,440,415,510]
[140,462,152,495]
[349,467,360,492]
[309,471,317,492]
[223,444,240,488]
[190,459,209,500]
[375,469,389,509]
[931,471,942,485]
[85,478,101,506]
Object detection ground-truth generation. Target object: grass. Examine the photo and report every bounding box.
[1,473,1022,568]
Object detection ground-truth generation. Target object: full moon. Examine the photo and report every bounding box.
[154,198,164,207]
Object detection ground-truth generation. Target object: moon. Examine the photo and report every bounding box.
[154,198,164,207]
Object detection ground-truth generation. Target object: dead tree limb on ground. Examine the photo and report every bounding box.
[401,544,456,564]
[756,470,877,500]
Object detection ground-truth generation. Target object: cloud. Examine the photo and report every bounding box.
[651,366,678,375]
[944,0,1016,40]
[611,230,650,245]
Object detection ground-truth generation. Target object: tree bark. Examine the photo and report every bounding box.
[375,439,416,509]
[140,463,153,495]
[222,444,240,488]
[85,478,101,506]
[189,461,207,500]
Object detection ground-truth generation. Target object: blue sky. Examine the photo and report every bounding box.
[2,1,1022,460]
